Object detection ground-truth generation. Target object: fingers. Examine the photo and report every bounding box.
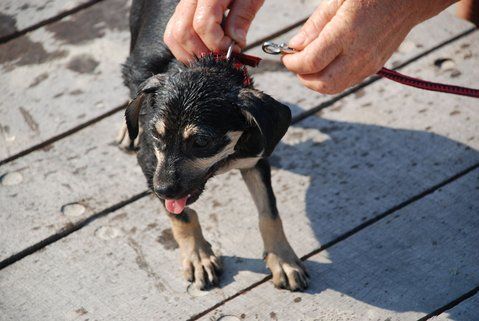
[288,0,343,50]
[165,0,208,64]
[282,21,344,75]
[297,54,375,94]
[225,0,265,48]
[194,0,233,51]
[164,0,264,63]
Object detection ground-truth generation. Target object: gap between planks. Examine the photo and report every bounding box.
[0,103,127,166]
[418,285,479,320]
[0,0,106,44]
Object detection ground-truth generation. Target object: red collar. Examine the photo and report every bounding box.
[228,52,262,67]
[204,51,262,86]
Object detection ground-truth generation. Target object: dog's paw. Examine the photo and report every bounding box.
[116,123,140,151]
[181,241,222,290]
[264,252,309,291]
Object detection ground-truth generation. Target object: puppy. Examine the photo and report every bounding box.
[121,0,308,291]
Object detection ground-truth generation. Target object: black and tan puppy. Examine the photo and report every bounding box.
[120,0,308,291]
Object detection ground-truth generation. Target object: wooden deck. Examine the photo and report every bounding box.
[1,1,478,320]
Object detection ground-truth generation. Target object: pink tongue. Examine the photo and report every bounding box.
[165,196,188,214]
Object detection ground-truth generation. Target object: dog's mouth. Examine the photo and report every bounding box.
[162,189,202,214]
[164,197,189,214]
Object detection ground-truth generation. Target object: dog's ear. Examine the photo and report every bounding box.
[236,88,292,157]
[125,75,165,140]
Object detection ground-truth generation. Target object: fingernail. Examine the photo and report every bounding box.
[233,27,247,44]
[289,32,305,48]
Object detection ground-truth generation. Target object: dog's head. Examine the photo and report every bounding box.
[125,57,291,214]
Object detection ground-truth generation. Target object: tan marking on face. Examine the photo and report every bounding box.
[185,131,243,171]
[155,120,166,136]
[154,147,164,165]
[182,124,199,140]
[153,147,165,184]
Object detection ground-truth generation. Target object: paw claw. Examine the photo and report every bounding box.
[182,242,222,290]
[265,252,309,292]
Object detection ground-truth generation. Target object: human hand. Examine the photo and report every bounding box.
[164,0,265,64]
[282,0,457,94]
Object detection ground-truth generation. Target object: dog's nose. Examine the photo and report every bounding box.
[155,183,183,199]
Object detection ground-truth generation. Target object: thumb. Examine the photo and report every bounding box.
[225,0,264,47]
[289,0,343,50]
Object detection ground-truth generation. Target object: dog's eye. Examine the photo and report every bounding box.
[193,136,211,148]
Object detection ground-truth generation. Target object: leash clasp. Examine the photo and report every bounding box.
[262,41,298,55]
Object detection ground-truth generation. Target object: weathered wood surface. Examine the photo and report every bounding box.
[0,14,477,264]
[1,24,478,321]
[0,8,472,162]
[431,294,479,321]
[0,0,322,162]
[0,113,145,261]
[0,0,94,40]
[0,0,131,161]
[248,0,322,44]
[201,169,479,321]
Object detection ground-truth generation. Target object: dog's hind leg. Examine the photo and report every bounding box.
[241,159,309,291]
[167,208,222,290]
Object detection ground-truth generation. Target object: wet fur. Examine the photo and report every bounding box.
[122,0,308,291]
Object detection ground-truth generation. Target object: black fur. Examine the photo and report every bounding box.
[123,0,291,208]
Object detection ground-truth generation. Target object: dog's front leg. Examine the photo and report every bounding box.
[241,159,309,291]
[167,208,222,290]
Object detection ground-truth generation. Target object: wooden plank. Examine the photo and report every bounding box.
[0,0,95,41]
[0,112,145,261]
[248,0,322,44]
[0,15,478,263]
[0,0,131,161]
[431,294,479,321]
[1,25,478,320]
[0,0,321,162]
[200,169,479,321]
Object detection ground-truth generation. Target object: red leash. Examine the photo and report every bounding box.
[377,67,479,98]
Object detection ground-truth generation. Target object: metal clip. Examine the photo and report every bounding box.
[226,41,235,60]
[262,41,298,55]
